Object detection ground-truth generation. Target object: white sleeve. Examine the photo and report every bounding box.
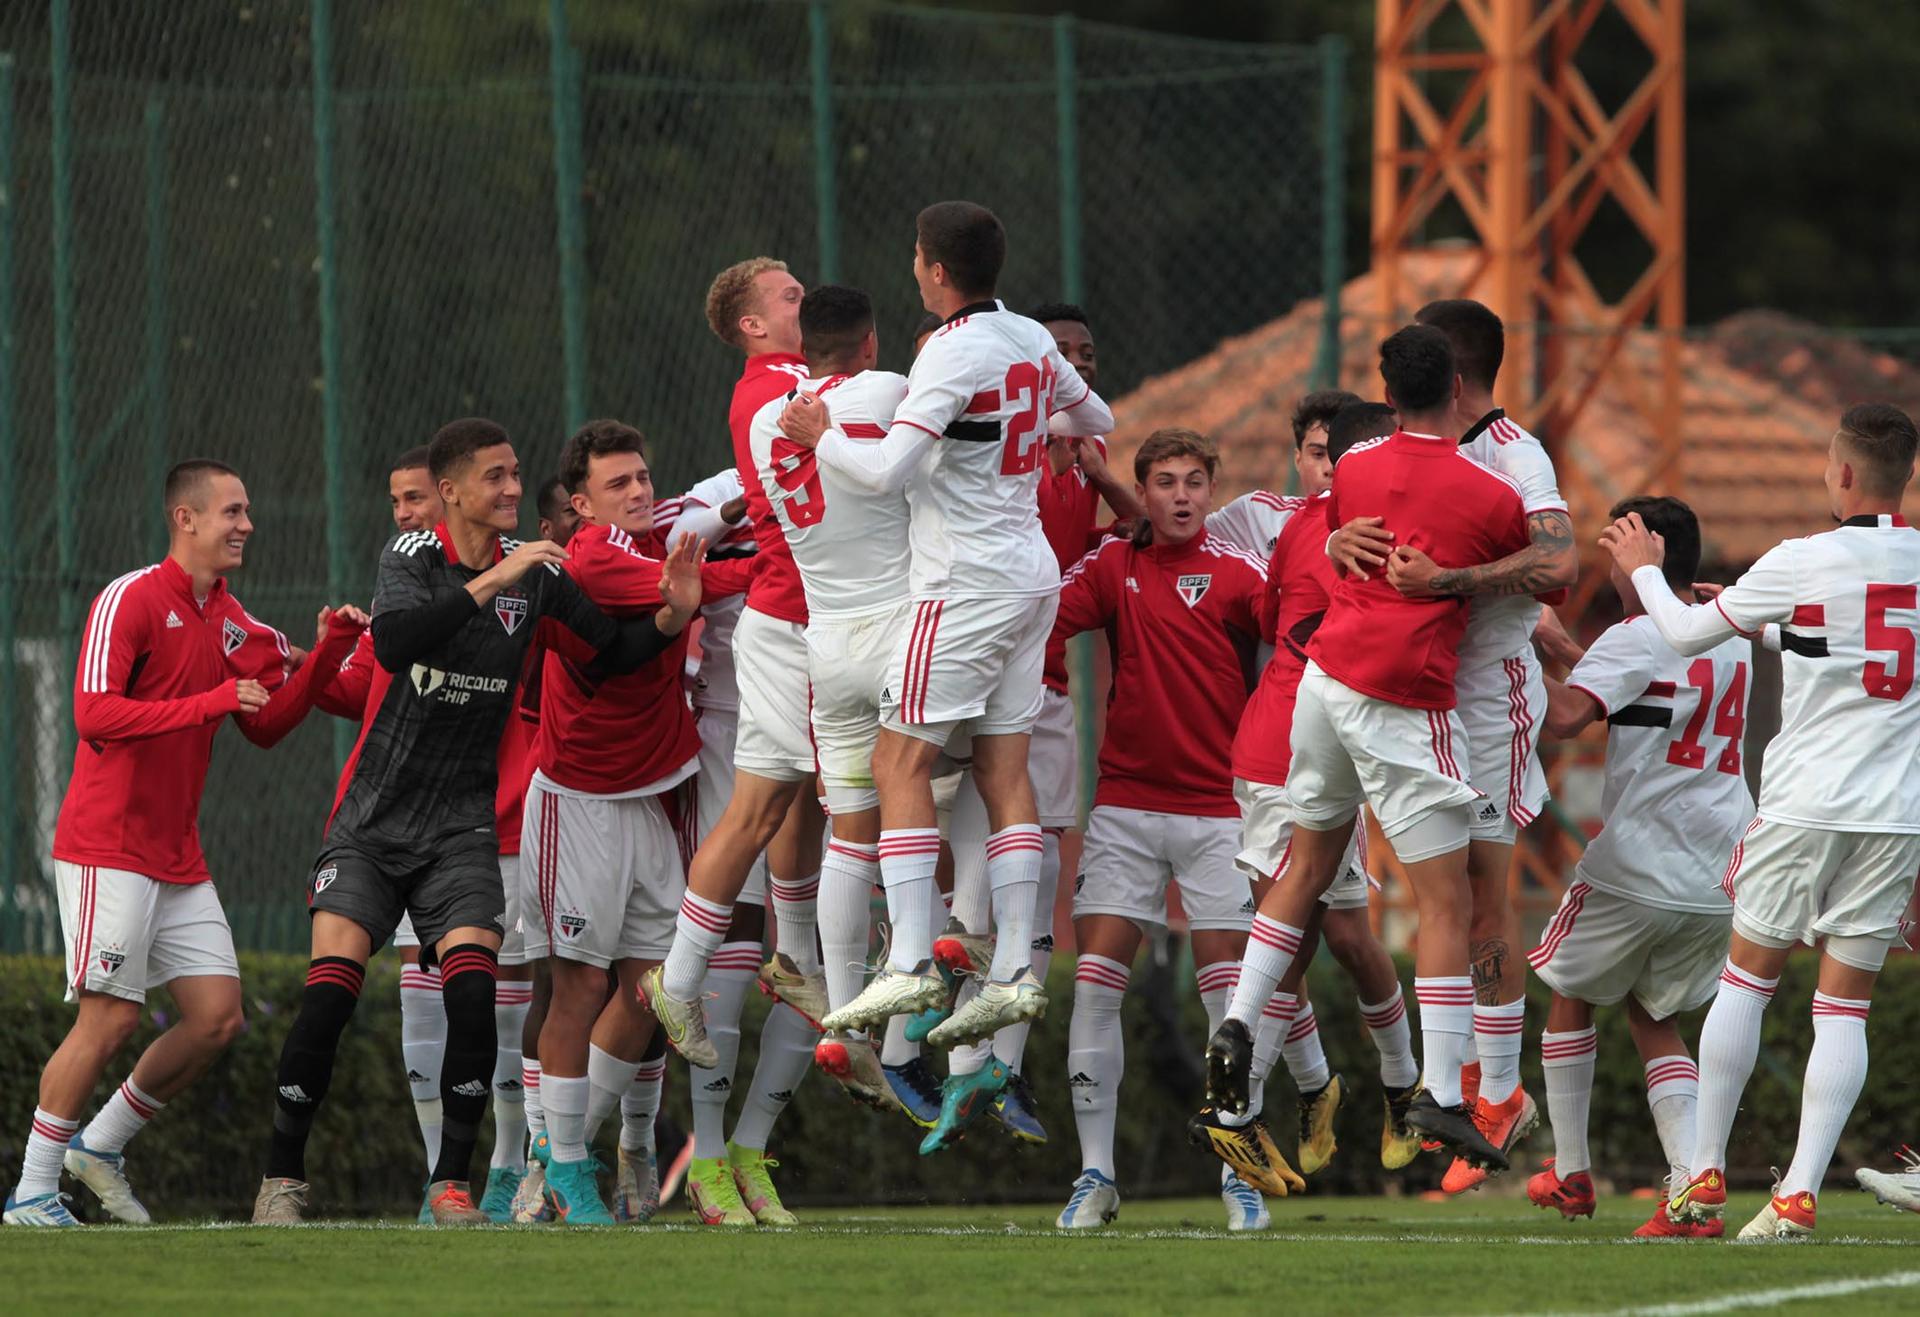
[1496,439,1568,514]
[1564,622,1660,718]
[1633,543,1796,656]
[666,503,733,549]
[814,422,937,494]
[893,331,976,440]
[1205,494,1262,556]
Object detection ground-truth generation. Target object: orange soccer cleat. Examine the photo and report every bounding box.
[1440,1086,1537,1194]
[1527,1159,1596,1219]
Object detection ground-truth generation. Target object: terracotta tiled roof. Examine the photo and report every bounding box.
[1109,248,1920,565]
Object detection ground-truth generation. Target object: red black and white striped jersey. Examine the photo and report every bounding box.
[1457,410,1569,671]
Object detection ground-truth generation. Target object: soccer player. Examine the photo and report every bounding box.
[1207,390,1358,561]
[1338,300,1577,1191]
[1202,325,1531,1172]
[1609,404,1920,1241]
[1048,428,1280,1232]
[251,418,699,1226]
[1226,401,1424,1179]
[1520,496,1751,1234]
[782,201,1114,1052]
[537,475,581,546]
[5,461,362,1228]
[521,420,751,1226]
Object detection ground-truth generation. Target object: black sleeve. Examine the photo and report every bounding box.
[581,612,678,679]
[372,591,480,672]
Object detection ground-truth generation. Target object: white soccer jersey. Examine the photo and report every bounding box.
[1564,618,1754,914]
[1457,412,1569,669]
[749,368,911,619]
[1631,514,1920,833]
[661,468,755,713]
[1206,490,1307,560]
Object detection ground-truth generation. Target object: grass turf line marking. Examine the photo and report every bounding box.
[1515,1269,1920,1317]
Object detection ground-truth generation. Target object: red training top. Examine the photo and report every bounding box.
[1038,436,1112,693]
[1233,490,1340,786]
[730,351,812,625]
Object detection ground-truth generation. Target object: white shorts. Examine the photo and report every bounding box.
[694,709,766,904]
[808,602,908,815]
[1457,651,1550,843]
[395,859,527,961]
[1723,817,1920,946]
[1286,662,1481,853]
[1529,881,1730,1019]
[1073,806,1254,932]
[1030,686,1080,829]
[521,779,685,968]
[55,862,238,1004]
[882,593,1056,744]
[1231,778,1370,910]
[732,607,815,782]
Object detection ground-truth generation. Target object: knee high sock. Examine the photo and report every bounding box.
[1247,990,1293,1121]
[985,825,1043,982]
[1282,1000,1333,1094]
[1068,955,1128,1180]
[399,961,445,1174]
[948,770,992,938]
[732,1003,815,1151]
[585,1044,642,1145]
[1780,993,1871,1197]
[16,1110,81,1201]
[268,957,366,1183]
[1644,1053,1699,1196]
[522,1057,545,1141]
[1413,977,1475,1108]
[490,980,531,1171]
[621,1054,666,1154]
[992,827,1061,1071]
[769,869,822,976]
[878,830,941,970]
[1540,1027,1598,1176]
[690,941,758,1159]
[819,840,879,1013]
[881,893,945,1066]
[1360,988,1419,1089]
[1474,1000,1528,1105]
[661,892,733,1002]
[1690,962,1778,1177]
[1225,916,1304,1028]
[79,1077,164,1156]
[430,944,499,1186]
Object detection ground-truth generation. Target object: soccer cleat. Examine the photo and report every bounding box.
[686,1156,754,1226]
[1296,1073,1343,1175]
[920,1057,1012,1156]
[925,969,1046,1049]
[883,1057,944,1129]
[510,1158,555,1224]
[759,952,830,1031]
[639,965,719,1070]
[1441,1087,1537,1194]
[416,1185,433,1224]
[1221,1169,1271,1231]
[1856,1145,1920,1213]
[1056,1169,1120,1229]
[1633,1198,1723,1238]
[427,1179,490,1226]
[613,1146,660,1223]
[1187,1105,1307,1198]
[250,1176,308,1225]
[478,1166,523,1224]
[658,1136,693,1207]
[932,918,995,977]
[1527,1159,1596,1219]
[1381,1082,1423,1170]
[64,1136,151,1224]
[1738,1189,1816,1241]
[728,1142,798,1226]
[1204,1019,1255,1114]
[543,1157,613,1226]
[903,1001,953,1044]
[814,1033,905,1116]
[1665,1167,1727,1226]
[821,961,949,1035]
[1403,1091,1507,1172]
[4,1190,81,1227]
[1423,1061,1485,1152]
[992,1070,1048,1144]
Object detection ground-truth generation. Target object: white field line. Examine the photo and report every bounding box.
[1514,1268,1920,1316]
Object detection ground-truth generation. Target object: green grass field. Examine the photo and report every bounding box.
[3,1191,1917,1314]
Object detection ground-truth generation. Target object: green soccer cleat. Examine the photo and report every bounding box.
[686,1156,754,1227]
[545,1157,614,1226]
[919,1057,1011,1156]
[478,1166,523,1223]
[728,1142,797,1226]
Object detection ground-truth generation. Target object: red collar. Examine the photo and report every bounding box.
[159,556,228,612]
[744,351,807,379]
[435,520,504,567]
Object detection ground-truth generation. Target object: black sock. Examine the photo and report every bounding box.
[266,957,364,1182]
[430,943,498,1185]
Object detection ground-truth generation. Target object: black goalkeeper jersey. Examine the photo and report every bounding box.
[327,523,613,855]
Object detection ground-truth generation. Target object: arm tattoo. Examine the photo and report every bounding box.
[1429,510,1577,597]
[1470,938,1510,1005]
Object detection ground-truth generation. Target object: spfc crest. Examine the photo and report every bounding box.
[558,910,587,940]
[313,866,338,894]
[495,593,529,635]
[1176,573,1212,607]
[97,947,126,976]
[222,617,248,655]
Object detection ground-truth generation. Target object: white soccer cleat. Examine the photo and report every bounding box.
[614,1146,660,1224]
[3,1190,81,1227]
[1221,1168,1271,1232]
[1056,1169,1120,1229]
[640,965,719,1070]
[511,1159,555,1224]
[814,1032,906,1115]
[819,962,949,1034]
[1737,1188,1816,1242]
[926,967,1047,1049]
[64,1138,151,1224]
[758,953,830,1031]
[1856,1146,1920,1214]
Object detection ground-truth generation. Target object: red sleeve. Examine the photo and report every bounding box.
[699,556,754,601]
[1052,543,1116,642]
[235,612,367,748]
[316,632,374,719]
[72,581,237,742]
[573,535,664,613]
[227,613,293,691]
[1256,538,1286,642]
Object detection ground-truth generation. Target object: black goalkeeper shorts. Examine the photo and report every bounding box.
[307,826,505,958]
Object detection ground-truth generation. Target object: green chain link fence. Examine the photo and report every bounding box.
[0,0,1344,953]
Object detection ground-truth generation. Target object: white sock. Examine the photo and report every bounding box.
[819,839,878,1013]
[1690,961,1777,1177]
[490,981,531,1171]
[690,942,757,1159]
[1414,977,1475,1107]
[18,1109,80,1199]
[522,1058,545,1139]
[543,1073,590,1165]
[1541,1027,1598,1176]
[620,1057,666,1153]
[1068,954,1129,1179]
[1473,1000,1527,1104]
[732,1003,815,1150]
[985,824,1043,981]
[1225,915,1303,1027]
[80,1078,163,1155]
[1283,1000,1332,1094]
[1247,990,1292,1120]
[586,1044,642,1146]
[1644,1053,1699,1195]
[1196,960,1236,1033]
[878,829,941,970]
[399,962,446,1173]
[770,869,822,975]
[662,892,734,1001]
[994,827,1062,1070]
[948,770,992,935]
[1780,993,1871,1197]
[1360,989,1419,1088]
[880,1013,916,1067]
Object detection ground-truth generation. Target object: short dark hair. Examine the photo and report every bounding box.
[1378,324,1457,414]
[1415,298,1505,391]
[1610,495,1700,591]
[1327,402,1398,466]
[1291,389,1362,448]
[916,201,1005,298]
[164,459,239,512]
[391,445,430,474]
[799,285,875,367]
[1836,403,1919,499]
[1133,427,1218,484]
[1029,302,1089,330]
[536,476,571,525]
[560,419,648,494]
[428,418,512,482]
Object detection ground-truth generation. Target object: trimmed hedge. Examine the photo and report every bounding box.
[2,950,1914,1220]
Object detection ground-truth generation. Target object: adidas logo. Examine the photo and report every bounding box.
[1031,934,1054,953]
[1067,1071,1096,1088]
[406,1069,430,1084]
[278,1084,311,1103]
[164,609,184,629]
[703,1077,732,1093]
[1477,801,1501,822]
[452,1079,490,1098]
[766,1090,794,1105]
[1239,898,1255,913]
[496,1079,523,1093]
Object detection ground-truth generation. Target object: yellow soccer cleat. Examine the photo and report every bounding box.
[1380,1082,1423,1170]
[727,1142,798,1226]
[1296,1073,1343,1176]
[1187,1105,1307,1198]
[686,1156,755,1227]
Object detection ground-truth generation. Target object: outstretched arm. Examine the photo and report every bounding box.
[235,607,369,748]
[1390,508,1578,598]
